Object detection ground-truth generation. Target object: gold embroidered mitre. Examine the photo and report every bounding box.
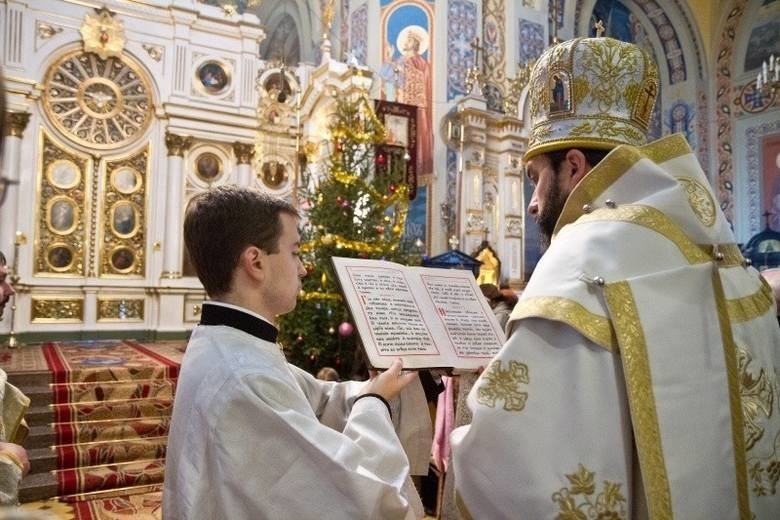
[523,37,659,162]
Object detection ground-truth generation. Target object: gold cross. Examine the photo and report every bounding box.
[470,37,486,72]
[594,20,605,38]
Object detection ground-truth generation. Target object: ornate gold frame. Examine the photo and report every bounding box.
[45,159,81,190]
[108,245,137,274]
[45,195,80,235]
[110,165,141,194]
[45,242,77,272]
[109,200,141,238]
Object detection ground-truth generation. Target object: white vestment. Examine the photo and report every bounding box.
[163,304,429,519]
[451,134,780,519]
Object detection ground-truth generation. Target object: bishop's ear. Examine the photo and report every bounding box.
[565,149,590,186]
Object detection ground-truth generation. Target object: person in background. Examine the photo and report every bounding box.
[479,283,511,331]
[163,186,430,519]
[760,267,780,326]
[451,37,780,518]
[498,283,518,311]
[0,69,32,508]
[315,366,340,382]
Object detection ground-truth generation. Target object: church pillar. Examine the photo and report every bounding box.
[162,132,191,279]
[233,142,255,187]
[1,111,30,256]
[458,106,487,254]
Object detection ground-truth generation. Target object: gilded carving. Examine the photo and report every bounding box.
[97,299,144,321]
[101,146,148,276]
[475,359,529,412]
[37,22,63,40]
[80,7,125,60]
[36,132,89,276]
[165,132,192,157]
[31,298,84,322]
[42,50,152,149]
[233,142,255,165]
[142,44,163,62]
[4,112,30,138]
[551,464,627,519]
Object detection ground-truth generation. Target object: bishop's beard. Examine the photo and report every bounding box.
[536,172,569,251]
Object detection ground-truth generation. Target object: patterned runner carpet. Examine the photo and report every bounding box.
[3,340,185,519]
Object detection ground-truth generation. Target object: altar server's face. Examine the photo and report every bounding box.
[261,213,306,317]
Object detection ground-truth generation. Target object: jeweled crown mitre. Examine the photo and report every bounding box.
[523,37,659,162]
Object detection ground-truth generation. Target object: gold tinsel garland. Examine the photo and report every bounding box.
[299,291,342,302]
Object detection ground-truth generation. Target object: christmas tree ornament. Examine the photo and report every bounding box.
[338,322,354,336]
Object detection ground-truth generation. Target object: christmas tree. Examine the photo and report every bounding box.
[278,95,415,379]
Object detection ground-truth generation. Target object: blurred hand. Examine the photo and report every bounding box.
[0,441,30,476]
[361,358,418,402]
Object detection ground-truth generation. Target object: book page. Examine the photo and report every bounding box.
[420,273,505,358]
[343,264,441,358]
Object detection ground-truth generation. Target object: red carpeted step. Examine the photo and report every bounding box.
[51,379,176,403]
[55,416,171,445]
[52,397,173,423]
[67,488,163,519]
[60,482,162,504]
[56,436,168,470]
[42,341,179,384]
[54,458,166,496]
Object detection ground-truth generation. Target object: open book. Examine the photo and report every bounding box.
[331,256,506,370]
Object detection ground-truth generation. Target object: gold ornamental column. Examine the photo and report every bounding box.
[162,132,191,279]
[232,142,255,187]
[0,112,30,255]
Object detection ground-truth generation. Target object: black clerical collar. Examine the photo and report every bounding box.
[199,302,278,343]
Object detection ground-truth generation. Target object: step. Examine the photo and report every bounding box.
[54,457,166,496]
[50,378,177,403]
[28,447,57,474]
[15,385,53,408]
[25,404,54,428]
[7,370,52,388]
[26,424,56,451]
[51,397,174,423]
[19,470,57,503]
[59,482,162,503]
[55,436,168,470]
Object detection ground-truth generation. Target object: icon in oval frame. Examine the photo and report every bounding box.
[260,160,288,189]
[46,196,79,235]
[196,60,231,95]
[194,152,223,183]
[46,160,81,190]
[110,201,140,238]
[110,166,141,194]
[109,246,136,273]
[46,243,76,271]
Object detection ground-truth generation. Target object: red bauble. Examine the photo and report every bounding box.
[376,154,386,165]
